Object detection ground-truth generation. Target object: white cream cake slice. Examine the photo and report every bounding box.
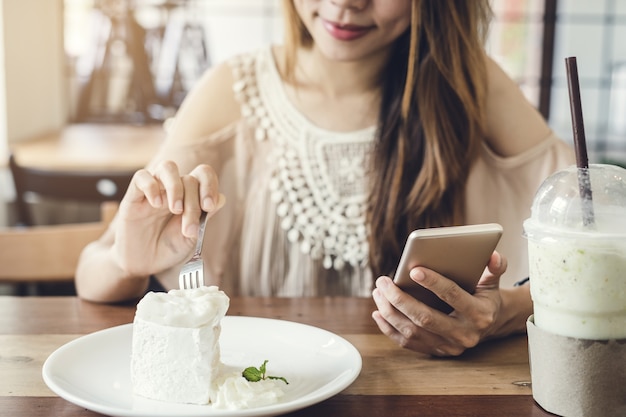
[131,286,230,404]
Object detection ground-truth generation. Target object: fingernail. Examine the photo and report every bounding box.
[204,197,215,212]
[174,200,183,213]
[154,195,163,207]
[495,252,502,268]
[376,277,389,289]
[410,268,425,281]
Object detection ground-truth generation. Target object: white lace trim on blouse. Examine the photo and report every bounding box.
[230,49,376,270]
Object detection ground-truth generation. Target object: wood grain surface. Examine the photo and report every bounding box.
[0,296,551,417]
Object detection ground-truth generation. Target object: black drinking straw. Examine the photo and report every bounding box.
[565,57,595,227]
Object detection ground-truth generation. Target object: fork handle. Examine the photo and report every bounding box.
[193,211,210,256]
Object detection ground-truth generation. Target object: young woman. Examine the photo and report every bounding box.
[76,0,574,356]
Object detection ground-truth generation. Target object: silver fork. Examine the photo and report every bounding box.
[178,210,210,290]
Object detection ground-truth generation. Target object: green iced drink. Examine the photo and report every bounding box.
[527,229,626,339]
[524,164,626,340]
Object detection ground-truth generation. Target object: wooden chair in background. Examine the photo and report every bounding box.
[0,202,117,295]
[9,153,134,226]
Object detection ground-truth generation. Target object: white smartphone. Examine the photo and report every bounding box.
[392,223,503,313]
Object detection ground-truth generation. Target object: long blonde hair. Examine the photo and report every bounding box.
[281,0,492,276]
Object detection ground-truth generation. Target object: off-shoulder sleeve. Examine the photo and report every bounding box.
[465,133,575,286]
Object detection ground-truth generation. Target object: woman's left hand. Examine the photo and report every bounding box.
[372,251,509,356]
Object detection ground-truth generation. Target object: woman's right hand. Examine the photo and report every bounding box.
[111,160,225,277]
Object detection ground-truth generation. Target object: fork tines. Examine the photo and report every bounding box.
[178,259,205,290]
[178,210,209,290]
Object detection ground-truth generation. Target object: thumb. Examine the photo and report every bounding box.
[477,251,506,289]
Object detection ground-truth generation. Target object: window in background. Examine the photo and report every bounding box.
[549,0,626,163]
[487,0,548,113]
[485,0,626,164]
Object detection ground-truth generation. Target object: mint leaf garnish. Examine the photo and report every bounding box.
[267,375,289,384]
[242,360,289,384]
[242,366,263,382]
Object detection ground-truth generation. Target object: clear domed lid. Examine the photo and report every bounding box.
[524,164,626,238]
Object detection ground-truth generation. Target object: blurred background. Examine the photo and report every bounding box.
[1,0,626,227]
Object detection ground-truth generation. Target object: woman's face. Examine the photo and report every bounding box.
[293,0,412,62]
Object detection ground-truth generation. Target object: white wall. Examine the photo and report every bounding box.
[0,0,67,225]
[0,0,67,154]
[0,1,7,165]
[0,2,9,225]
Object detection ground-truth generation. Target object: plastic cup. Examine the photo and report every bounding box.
[523,164,626,340]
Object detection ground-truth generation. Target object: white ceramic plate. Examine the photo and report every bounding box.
[42,316,362,417]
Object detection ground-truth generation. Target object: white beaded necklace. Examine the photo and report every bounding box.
[231,49,376,270]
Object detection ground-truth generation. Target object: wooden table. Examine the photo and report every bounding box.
[9,123,165,171]
[0,296,551,417]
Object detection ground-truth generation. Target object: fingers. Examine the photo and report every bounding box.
[409,266,473,315]
[180,174,203,237]
[180,165,224,237]
[189,164,220,212]
[153,160,185,214]
[476,251,507,289]
[373,269,496,355]
[372,277,454,355]
[371,306,461,356]
[373,253,510,356]
[128,169,167,208]
[128,161,184,212]
[126,161,225,236]
[489,250,507,277]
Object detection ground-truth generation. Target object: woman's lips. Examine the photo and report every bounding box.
[321,20,373,41]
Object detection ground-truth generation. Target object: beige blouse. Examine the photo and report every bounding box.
[156,47,575,296]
